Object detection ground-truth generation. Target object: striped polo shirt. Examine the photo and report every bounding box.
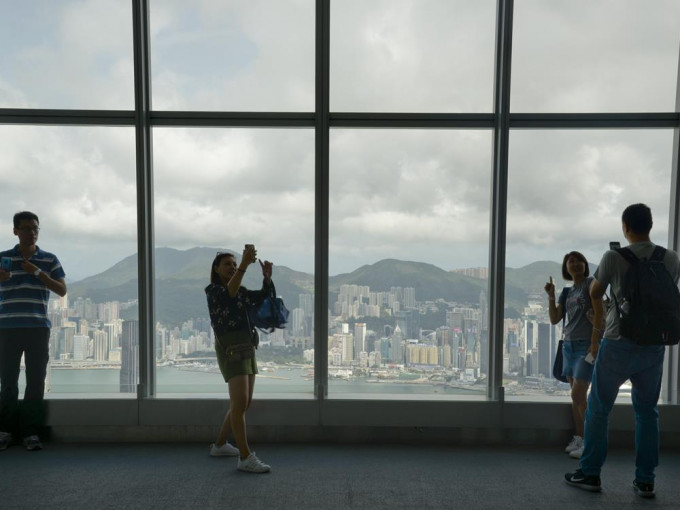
[0,245,66,329]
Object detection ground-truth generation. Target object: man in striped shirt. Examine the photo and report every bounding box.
[0,211,66,451]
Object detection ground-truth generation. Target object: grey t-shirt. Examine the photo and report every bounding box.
[594,241,680,340]
[560,276,594,341]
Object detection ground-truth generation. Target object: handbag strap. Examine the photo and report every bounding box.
[242,295,256,343]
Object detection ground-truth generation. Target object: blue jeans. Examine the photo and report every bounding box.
[580,338,665,483]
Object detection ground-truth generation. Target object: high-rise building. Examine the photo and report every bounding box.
[341,333,354,363]
[93,329,109,361]
[391,325,404,363]
[354,322,366,358]
[403,287,416,308]
[120,319,139,393]
[73,334,89,361]
[537,325,551,378]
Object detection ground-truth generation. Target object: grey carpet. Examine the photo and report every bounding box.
[1,443,679,509]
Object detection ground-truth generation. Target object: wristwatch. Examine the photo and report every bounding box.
[33,268,42,276]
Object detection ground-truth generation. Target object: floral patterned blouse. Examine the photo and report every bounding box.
[205,280,272,337]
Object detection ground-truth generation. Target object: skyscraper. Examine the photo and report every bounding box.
[354,322,366,357]
[537,323,551,378]
[120,319,139,393]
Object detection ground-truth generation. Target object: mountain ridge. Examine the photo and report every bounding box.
[67,247,578,326]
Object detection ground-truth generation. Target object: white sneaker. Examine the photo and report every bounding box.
[237,452,271,473]
[570,445,584,459]
[565,435,582,453]
[210,442,239,457]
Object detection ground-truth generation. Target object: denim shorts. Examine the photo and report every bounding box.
[562,339,593,382]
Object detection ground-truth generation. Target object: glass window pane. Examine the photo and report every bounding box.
[504,130,673,402]
[329,129,491,399]
[150,0,315,111]
[153,128,315,397]
[512,0,680,112]
[330,0,497,113]
[0,0,134,110]
[0,126,139,396]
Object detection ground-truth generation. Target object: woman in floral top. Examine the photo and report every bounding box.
[205,245,273,473]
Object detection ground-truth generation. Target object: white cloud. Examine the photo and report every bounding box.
[1,0,679,279]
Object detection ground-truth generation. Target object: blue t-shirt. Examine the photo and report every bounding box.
[0,245,66,329]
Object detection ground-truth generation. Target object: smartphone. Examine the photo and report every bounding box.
[549,276,554,286]
[0,257,11,271]
[245,244,254,251]
[585,352,595,365]
[609,241,621,250]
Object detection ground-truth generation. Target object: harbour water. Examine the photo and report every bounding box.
[32,365,486,398]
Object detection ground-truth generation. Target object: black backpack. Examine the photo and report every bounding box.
[613,246,680,346]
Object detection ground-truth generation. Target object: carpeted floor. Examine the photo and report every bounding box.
[1,443,679,509]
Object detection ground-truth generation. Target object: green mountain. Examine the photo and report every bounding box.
[68,247,312,325]
[68,248,575,326]
[329,259,484,303]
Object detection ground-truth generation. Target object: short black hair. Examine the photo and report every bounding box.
[13,211,39,228]
[562,251,589,281]
[622,203,653,235]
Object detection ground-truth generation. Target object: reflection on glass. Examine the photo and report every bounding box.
[329,129,491,399]
[511,0,680,112]
[504,130,673,401]
[0,1,134,109]
[0,126,138,396]
[330,0,496,112]
[152,128,315,396]
[149,0,314,111]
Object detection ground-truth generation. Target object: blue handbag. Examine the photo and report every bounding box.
[248,282,290,335]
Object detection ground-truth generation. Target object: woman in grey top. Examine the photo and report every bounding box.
[545,251,595,459]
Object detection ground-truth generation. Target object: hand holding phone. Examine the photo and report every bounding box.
[585,352,595,365]
[244,244,257,264]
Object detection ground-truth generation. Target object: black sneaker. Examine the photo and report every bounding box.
[633,479,655,498]
[565,469,602,492]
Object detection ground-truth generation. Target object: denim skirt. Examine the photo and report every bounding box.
[562,338,594,382]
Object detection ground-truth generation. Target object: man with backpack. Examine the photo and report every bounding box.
[564,204,680,498]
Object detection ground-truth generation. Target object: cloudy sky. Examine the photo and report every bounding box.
[1,0,679,282]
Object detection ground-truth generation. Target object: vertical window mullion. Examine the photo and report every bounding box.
[488,0,513,401]
[132,0,155,398]
[314,0,331,401]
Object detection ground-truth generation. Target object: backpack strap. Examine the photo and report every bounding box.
[651,245,667,262]
[611,247,638,316]
[616,245,666,264]
[614,246,638,265]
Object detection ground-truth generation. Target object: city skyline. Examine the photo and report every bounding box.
[45,273,567,398]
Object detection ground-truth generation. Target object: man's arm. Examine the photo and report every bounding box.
[41,276,67,297]
[21,260,67,297]
[589,278,606,358]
